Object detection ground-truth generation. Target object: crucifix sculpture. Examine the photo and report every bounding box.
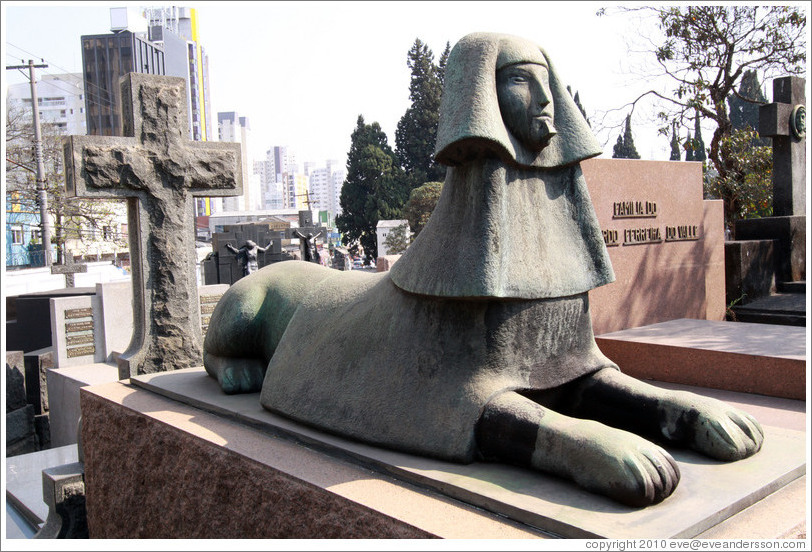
[759,76,806,217]
[63,73,242,378]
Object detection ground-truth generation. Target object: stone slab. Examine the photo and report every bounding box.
[106,367,808,539]
[5,444,80,532]
[724,239,777,305]
[596,319,806,399]
[735,215,806,283]
[46,362,120,448]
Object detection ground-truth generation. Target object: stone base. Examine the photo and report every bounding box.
[46,362,119,448]
[80,369,806,539]
[735,215,806,283]
[596,319,805,399]
[725,239,776,305]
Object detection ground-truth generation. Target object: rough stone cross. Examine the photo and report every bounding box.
[759,76,806,217]
[50,250,87,288]
[63,73,242,379]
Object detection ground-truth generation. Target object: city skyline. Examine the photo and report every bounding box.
[2,1,724,167]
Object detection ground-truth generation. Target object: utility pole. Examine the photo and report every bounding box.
[6,60,52,266]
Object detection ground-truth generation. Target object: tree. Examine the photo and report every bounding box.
[612,114,641,159]
[336,116,402,263]
[669,123,681,160]
[402,180,443,236]
[394,39,448,192]
[691,111,706,162]
[382,222,411,255]
[684,131,694,161]
[600,5,806,223]
[568,86,591,127]
[728,69,769,146]
[5,104,125,265]
[704,128,772,224]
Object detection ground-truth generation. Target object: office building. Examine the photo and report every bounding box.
[218,111,256,211]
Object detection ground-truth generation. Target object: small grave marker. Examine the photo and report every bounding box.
[50,252,87,288]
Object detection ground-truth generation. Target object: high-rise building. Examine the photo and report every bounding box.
[306,159,346,218]
[6,73,87,136]
[81,29,165,136]
[144,6,212,142]
[81,7,214,215]
[218,111,255,211]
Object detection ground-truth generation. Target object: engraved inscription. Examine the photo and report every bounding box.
[67,345,96,358]
[66,321,94,332]
[66,334,95,345]
[65,307,94,319]
[623,227,662,246]
[200,294,222,305]
[200,303,217,315]
[613,201,657,219]
[602,229,619,247]
[665,225,699,242]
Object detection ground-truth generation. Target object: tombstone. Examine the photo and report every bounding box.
[731,76,806,301]
[63,73,242,378]
[49,252,87,288]
[758,77,806,217]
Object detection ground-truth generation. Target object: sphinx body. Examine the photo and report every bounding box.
[204,32,763,507]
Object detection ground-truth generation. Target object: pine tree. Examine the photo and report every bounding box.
[394,39,446,192]
[336,116,402,262]
[669,123,681,160]
[612,114,641,159]
[685,131,695,161]
[693,111,706,162]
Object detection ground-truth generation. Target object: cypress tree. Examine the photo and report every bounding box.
[394,39,446,191]
[612,114,641,159]
[685,131,695,161]
[693,111,706,162]
[336,116,401,262]
[728,69,768,146]
[669,123,681,160]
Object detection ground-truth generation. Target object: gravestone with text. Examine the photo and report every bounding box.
[63,73,242,378]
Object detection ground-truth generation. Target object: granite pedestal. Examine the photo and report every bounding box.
[595,319,806,399]
[79,368,806,539]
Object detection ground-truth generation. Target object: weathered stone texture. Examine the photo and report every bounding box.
[81,391,433,538]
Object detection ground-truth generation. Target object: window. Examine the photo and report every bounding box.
[11,225,24,245]
[103,225,113,240]
[30,229,41,243]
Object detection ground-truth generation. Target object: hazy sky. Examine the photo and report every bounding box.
[4,1,798,168]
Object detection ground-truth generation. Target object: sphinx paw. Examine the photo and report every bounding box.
[661,394,764,461]
[575,433,680,507]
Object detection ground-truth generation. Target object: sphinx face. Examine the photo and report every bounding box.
[496,62,558,151]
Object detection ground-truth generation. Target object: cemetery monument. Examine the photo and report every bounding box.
[203,33,763,508]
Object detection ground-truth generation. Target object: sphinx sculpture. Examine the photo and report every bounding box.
[203,32,763,507]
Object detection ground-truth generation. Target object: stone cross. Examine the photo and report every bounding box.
[759,76,806,217]
[63,73,242,379]
[50,250,87,288]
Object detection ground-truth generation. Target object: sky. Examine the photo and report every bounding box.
[3,1,808,169]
